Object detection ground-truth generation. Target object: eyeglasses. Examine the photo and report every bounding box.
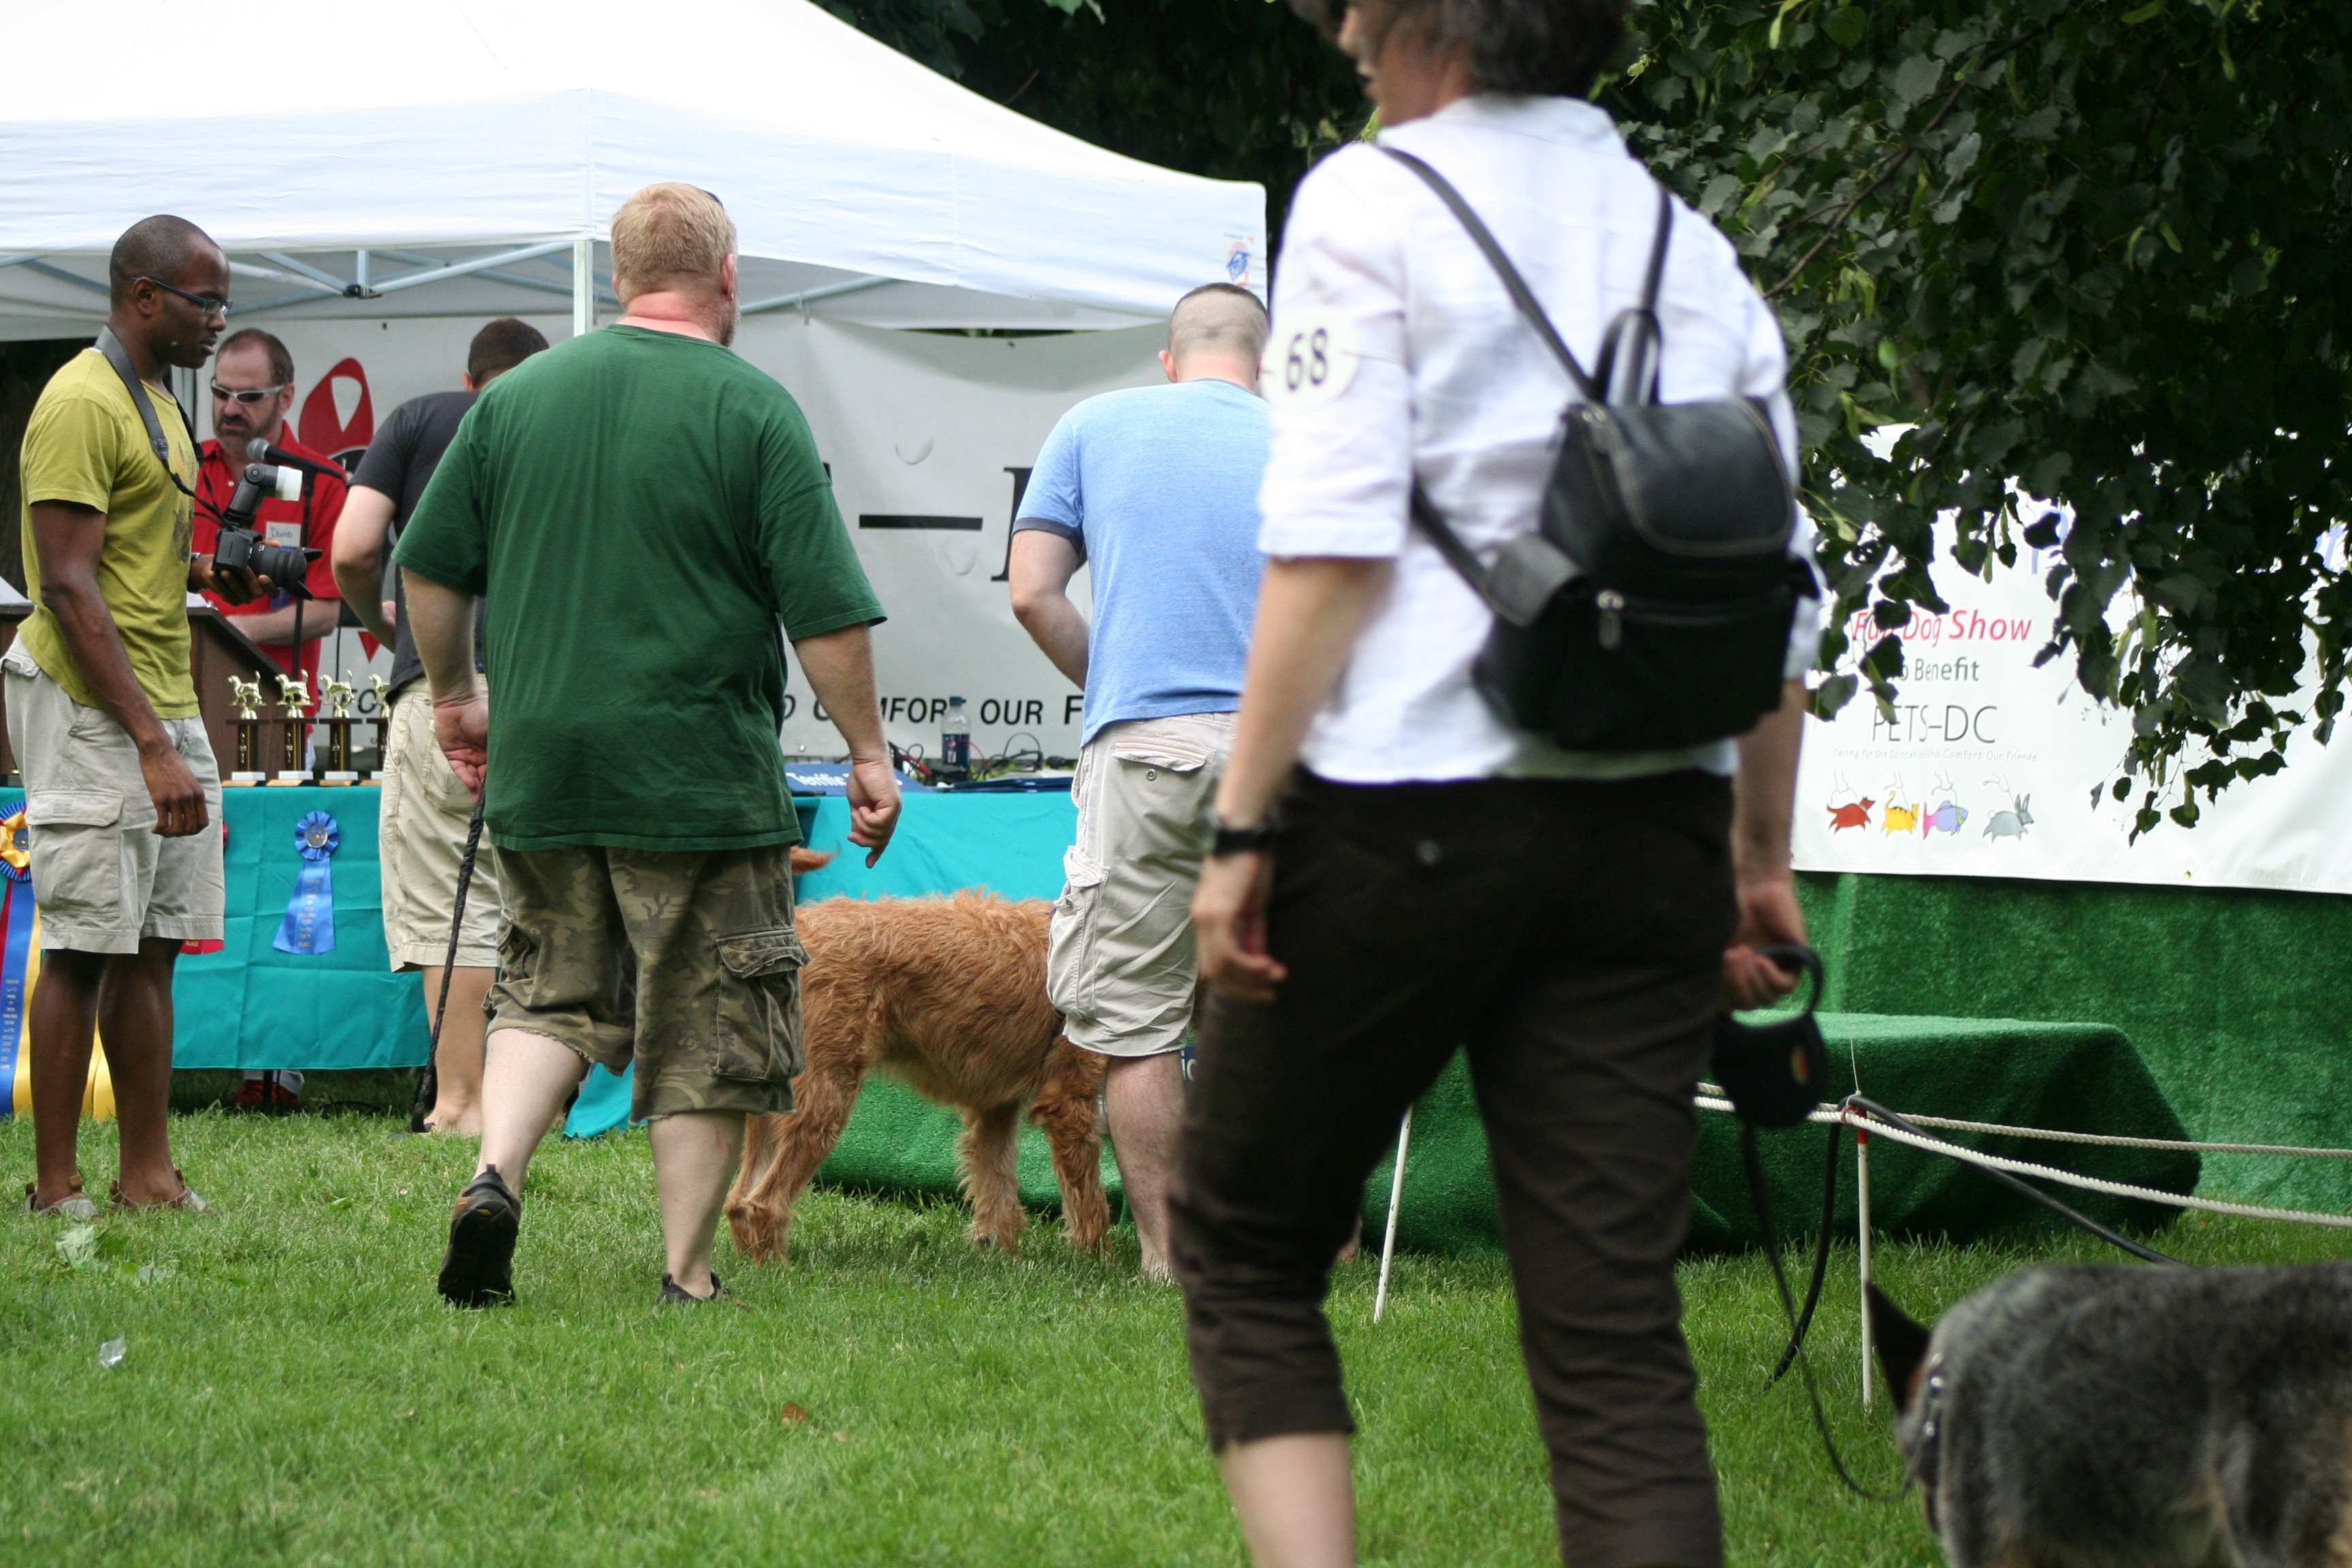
[140,277,233,318]
[210,381,288,406]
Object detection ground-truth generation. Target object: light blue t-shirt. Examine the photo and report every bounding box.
[1014,378,1269,745]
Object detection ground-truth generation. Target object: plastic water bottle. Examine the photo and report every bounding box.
[941,696,970,779]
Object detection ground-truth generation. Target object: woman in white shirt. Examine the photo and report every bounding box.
[1170,3,1820,1565]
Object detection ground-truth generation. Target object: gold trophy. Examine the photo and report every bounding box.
[317,676,359,784]
[227,676,267,785]
[274,672,312,783]
[367,674,393,782]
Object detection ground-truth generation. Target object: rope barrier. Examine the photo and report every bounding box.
[1696,1083,2352,1160]
[1693,1094,2352,1230]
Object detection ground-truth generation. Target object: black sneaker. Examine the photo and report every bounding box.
[659,1271,725,1305]
[438,1166,521,1308]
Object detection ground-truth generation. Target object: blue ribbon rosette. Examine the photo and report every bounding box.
[274,811,340,955]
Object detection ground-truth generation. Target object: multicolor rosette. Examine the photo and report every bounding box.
[0,808,32,1111]
[274,811,340,955]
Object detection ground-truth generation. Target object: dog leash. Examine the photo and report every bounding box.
[1740,1122,1905,1502]
[407,790,487,1133]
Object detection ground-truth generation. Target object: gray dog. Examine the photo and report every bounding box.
[1869,1265,2352,1567]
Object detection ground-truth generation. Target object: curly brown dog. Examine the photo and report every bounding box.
[725,877,1110,1264]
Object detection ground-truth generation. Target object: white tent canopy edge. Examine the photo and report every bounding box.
[0,0,1266,338]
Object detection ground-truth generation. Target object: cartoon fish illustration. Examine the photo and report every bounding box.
[1921,800,1967,836]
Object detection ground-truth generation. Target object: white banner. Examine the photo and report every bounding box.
[233,314,1157,764]
[1793,528,2352,895]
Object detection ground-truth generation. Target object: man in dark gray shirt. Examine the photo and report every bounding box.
[331,317,546,1133]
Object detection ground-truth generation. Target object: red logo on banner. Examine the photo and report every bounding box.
[298,358,374,457]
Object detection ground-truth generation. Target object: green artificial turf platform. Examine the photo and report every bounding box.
[1796,870,2352,1212]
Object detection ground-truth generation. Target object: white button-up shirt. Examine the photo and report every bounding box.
[1259,93,1821,784]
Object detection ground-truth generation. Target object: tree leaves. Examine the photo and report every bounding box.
[1610,0,2352,830]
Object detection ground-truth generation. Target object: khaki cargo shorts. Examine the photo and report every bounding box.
[488,841,806,1122]
[378,682,504,970]
[1,642,223,954]
[1047,712,1231,1059]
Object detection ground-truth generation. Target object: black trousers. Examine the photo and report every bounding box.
[1169,768,1737,1568]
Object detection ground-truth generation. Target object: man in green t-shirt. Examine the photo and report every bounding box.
[10,215,275,1217]
[397,182,901,1308]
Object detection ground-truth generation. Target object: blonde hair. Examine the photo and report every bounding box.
[610,183,736,301]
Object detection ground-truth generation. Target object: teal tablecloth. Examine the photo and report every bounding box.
[0,783,425,1070]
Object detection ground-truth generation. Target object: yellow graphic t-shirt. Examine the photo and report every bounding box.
[16,349,200,717]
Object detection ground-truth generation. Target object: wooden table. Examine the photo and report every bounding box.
[0,603,287,779]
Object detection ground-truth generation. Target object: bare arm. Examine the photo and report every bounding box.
[792,621,902,866]
[1722,679,1810,1008]
[223,593,343,647]
[404,567,487,797]
[331,485,396,644]
[1194,556,1392,999]
[30,500,206,836]
[1007,529,1089,689]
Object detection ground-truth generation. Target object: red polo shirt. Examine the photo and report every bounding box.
[194,431,348,686]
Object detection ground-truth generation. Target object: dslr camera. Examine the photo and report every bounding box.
[212,444,321,602]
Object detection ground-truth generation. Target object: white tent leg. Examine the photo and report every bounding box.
[1857,1125,1874,1410]
[1372,1106,1413,1324]
[572,235,595,338]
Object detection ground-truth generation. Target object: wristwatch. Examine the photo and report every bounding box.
[1209,814,1278,858]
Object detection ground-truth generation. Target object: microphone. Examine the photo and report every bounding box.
[245,438,341,478]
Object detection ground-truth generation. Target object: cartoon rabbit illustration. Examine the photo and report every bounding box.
[1983,781,2034,840]
[1921,772,1968,837]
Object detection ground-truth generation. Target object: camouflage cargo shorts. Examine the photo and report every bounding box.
[487,843,807,1122]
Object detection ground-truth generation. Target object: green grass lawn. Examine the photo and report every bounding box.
[4,1109,2347,1567]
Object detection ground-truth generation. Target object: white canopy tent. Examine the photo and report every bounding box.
[0,0,1265,340]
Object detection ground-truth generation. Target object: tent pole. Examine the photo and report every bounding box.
[572,235,595,338]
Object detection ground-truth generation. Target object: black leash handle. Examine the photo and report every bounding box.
[408,787,487,1133]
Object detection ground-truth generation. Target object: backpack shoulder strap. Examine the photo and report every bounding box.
[1409,484,1494,600]
[1597,185,1676,406]
[1379,146,1603,404]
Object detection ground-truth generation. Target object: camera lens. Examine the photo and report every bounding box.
[255,541,312,591]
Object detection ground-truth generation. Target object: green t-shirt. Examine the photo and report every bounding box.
[16,349,201,717]
[393,325,883,852]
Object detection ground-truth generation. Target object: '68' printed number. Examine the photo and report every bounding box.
[1260,312,1358,410]
[1285,328,1331,393]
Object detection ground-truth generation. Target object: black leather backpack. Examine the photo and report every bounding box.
[1384,149,1813,751]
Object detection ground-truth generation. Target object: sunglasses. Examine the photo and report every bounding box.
[142,276,233,318]
[210,381,288,406]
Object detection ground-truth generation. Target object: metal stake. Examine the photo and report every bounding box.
[1857,1124,1874,1410]
[1373,1106,1413,1324]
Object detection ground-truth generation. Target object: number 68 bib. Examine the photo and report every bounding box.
[1260,312,1361,411]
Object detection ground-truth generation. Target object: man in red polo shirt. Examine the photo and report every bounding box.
[193,327,345,687]
[193,327,346,1112]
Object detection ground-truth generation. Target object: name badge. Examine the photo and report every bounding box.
[265,521,303,550]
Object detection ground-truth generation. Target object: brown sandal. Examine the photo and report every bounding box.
[109,1170,214,1213]
[24,1179,99,1220]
